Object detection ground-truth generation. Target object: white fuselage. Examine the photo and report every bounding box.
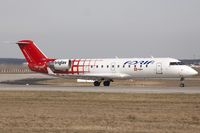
[51,58,198,80]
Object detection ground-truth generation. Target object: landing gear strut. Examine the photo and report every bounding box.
[179,77,185,87]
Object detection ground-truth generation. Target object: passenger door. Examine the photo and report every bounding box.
[156,63,163,74]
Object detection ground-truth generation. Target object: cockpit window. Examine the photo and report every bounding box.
[170,62,185,65]
[178,62,185,65]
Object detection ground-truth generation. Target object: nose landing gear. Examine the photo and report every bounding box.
[179,77,185,87]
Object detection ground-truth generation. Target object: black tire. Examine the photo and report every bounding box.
[103,81,110,86]
[180,83,185,87]
[94,81,101,86]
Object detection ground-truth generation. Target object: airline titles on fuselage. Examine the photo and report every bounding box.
[124,60,155,66]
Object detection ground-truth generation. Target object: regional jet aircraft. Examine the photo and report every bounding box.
[16,40,198,87]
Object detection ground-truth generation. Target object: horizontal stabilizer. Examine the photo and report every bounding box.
[16,41,30,45]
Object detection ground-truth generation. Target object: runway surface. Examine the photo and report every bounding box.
[0,74,200,94]
[0,84,200,94]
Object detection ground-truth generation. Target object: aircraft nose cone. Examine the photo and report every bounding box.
[180,67,198,77]
[191,69,198,76]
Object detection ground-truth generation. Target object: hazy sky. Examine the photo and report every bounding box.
[0,0,200,59]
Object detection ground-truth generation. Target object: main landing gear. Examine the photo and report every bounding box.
[179,77,185,87]
[93,80,112,87]
[94,81,101,86]
[103,81,110,86]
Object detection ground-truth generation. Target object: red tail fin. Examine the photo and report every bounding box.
[16,40,47,64]
[16,40,51,73]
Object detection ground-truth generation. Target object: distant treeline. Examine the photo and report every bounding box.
[0,64,32,73]
[0,58,200,65]
[181,59,200,65]
[0,58,26,64]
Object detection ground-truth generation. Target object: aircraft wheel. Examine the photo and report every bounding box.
[180,83,185,87]
[103,81,110,86]
[94,81,101,86]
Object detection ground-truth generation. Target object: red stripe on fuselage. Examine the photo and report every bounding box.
[82,59,86,74]
[54,59,105,75]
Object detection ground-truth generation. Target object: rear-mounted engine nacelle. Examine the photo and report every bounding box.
[48,59,71,71]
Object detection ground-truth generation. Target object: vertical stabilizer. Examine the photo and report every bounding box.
[16,40,47,64]
[16,40,50,73]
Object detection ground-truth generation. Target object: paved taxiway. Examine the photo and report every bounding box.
[0,74,200,94]
[0,84,200,94]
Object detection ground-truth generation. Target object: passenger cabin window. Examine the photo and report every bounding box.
[128,65,131,68]
[170,62,184,66]
[96,65,98,68]
[117,65,120,68]
[112,65,115,68]
[107,65,109,68]
[101,65,103,68]
[91,65,93,68]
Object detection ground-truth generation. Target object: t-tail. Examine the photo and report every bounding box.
[16,40,54,73]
